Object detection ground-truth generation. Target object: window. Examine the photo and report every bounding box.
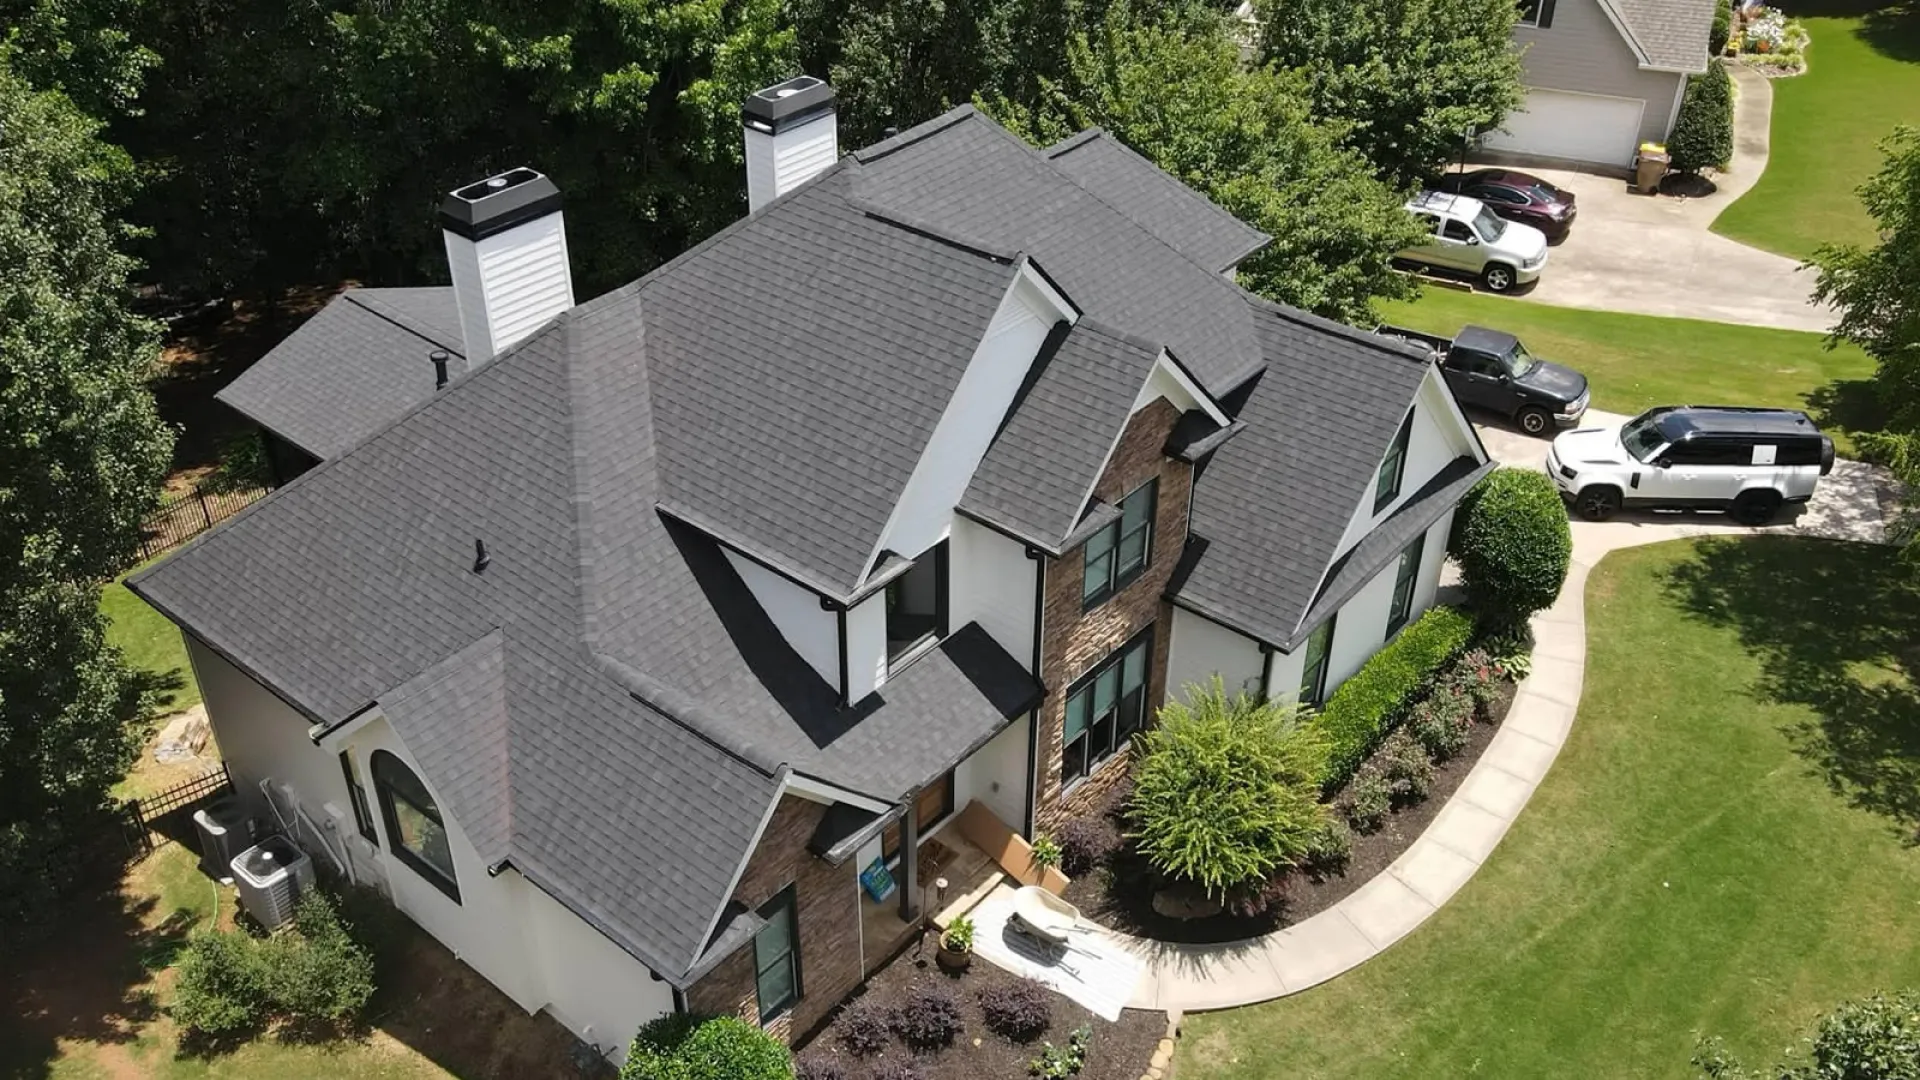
[1516,0,1552,27]
[1081,479,1157,608]
[753,887,801,1022]
[1474,186,1526,206]
[886,542,948,672]
[1415,212,1441,235]
[339,750,376,840]
[1061,630,1153,786]
[1386,533,1427,638]
[1666,439,1750,467]
[371,750,459,902]
[1375,411,1414,513]
[1298,615,1336,707]
[1443,219,1476,243]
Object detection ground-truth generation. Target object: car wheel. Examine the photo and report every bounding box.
[1731,489,1783,526]
[1516,406,1553,436]
[1481,263,1517,293]
[1575,486,1621,522]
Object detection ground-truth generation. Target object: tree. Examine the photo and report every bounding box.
[0,0,158,116]
[1694,989,1920,1079]
[0,58,173,926]
[1255,0,1525,185]
[986,2,1424,323]
[1667,60,1734,176]
[1811,127,1920,543]
[1451,469,1572,627]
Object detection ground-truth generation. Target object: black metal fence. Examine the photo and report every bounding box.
[138,483,271,561]
[122,762,234,860]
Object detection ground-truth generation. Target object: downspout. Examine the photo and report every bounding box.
[1256,642,1275,702]
[1022,545,1047,838]
[824,595,849,706]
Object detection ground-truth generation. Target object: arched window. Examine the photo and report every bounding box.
[371,750,460,902]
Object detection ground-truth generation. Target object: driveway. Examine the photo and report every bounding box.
[1476,67,1837,334]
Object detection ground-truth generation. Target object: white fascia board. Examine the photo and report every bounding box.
[1015,255,1079,325]
[1136,351,1231,426]
[683,765,791,979]
[310,703,384,748]
[1421,363,1491,465]
[786,772,893,812]
[1593,0,1655,67]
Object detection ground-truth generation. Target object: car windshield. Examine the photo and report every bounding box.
[1473,205,1508,240]
[1620,411,1669,462]
[1500,344,1538,378]
[1526,182,1560,202]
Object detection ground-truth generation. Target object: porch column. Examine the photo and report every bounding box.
[898,790,920,922]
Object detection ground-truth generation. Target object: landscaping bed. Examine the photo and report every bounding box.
[1058,674,1517,945]
[795,946,1165,1080]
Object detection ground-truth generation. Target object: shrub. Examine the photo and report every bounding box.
[1129,678,1330,896]
[266,891,376,1026]
[794,1057,848,1080]
[1054,815,1113,877]
[1342,767,1393,833]
[621,1014,793,1080]
[1029,1026,1092,1078]
[940,915,974,953]
[1669,60,1735,175]
[1452,470,1571,629]
[1379,730,1435,804]
[1710,0,1732,55]
[1442,648,1501,712]
[836,999,892,1057]
[1408,687,1472,761]
[172,930,268,1036]
[1224,873,1291,919]
[1301,817,1353,878]
[1313,606,1475,787]
[980,979,1053,1042]
[1029,833,1063,873]
[1694,989,1920,1079]
[890,983,963,1051]
[871,1063,925,1080]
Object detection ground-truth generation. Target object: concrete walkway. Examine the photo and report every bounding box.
[1481,65,1836,333]
[1092,418,1890,1013]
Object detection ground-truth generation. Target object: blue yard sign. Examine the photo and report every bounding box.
[860,857,896,902]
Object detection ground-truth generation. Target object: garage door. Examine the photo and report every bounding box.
[1480,88,1645,168]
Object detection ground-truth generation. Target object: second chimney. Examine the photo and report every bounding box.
[743,76,838,213]
[439,168,575,367]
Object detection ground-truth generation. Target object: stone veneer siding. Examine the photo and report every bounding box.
[684,795,861,1044]
[1035,397,1190,831]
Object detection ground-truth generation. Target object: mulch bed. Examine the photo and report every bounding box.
[795,941,1165,1080]
[1060,678,1519,945]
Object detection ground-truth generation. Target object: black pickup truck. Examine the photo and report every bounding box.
[1376,324,1590,436]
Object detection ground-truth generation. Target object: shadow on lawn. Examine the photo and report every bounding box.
[1859,1,1920,63]
[1666,536,1920,842]
[1803,378,1887,439]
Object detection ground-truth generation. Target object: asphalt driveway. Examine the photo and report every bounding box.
[1471,67,1837,334]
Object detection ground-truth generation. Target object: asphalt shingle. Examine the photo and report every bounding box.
[1605,0,1714,72]
[1045,130,1270,273]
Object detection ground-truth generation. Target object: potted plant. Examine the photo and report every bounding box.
[937,915,975,973]
[1030,833,1063,876]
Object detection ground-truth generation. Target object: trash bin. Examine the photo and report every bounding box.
[1634,143,1670,194]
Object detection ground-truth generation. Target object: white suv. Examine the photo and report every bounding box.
[1398,192,1549,293]
[1549,406,1835,525]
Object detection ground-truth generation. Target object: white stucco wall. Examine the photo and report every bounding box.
[1165,608,1264,703]
[1332,368,1479,559]
[953,714,1031,831]
[846,589,888,700]
[525,879,676,1061]
[1324,514,1456,693]
[725,548,840,688]
[949,516,1037,670]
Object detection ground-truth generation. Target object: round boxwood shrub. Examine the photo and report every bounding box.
[621,1014,793,1080]
[836,998,892,1057]
[1668,60,1735,175]
[979,978,1053,1042]
[1130,678,1330,897]
[1452,468,1572,628]
[890,983,963,1051]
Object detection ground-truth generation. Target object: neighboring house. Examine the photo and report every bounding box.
[132,78,1490,1061]
[1482,0,1716,170]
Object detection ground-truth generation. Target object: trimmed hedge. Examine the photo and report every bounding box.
[1669,59,1735,175]
[621,1014,793,1080]
[1311,605,1475,789]
[1452,469,1572,627]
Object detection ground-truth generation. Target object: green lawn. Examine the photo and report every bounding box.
[1378,289,1877,453]
[1181,537,1920,1078]
[1714,4,1920,259]
[102,570,200,714]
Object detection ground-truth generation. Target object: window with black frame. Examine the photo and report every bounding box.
[371,750,459,902]
[1082,479,1157,608]
[338,750,376,840]
[753,887,801,1022]
[1061,630,1153,786]
[1516,0,1545,26]
[1298,615,1336,707]
[1386,533,1427,638]
[1374,411,1414,513]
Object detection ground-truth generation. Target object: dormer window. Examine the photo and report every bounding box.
[886,541,948,673]
[1374,411,1413,514]
[1082,479,1158,609]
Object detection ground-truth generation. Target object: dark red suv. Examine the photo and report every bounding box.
[1435,169,1577,242]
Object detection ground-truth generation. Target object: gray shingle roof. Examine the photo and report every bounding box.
[216,288,465,460]
[959,318,1165,551]
[1046,130,1270,272]
[1169,300,1440,649]
[1604,0,1714,72]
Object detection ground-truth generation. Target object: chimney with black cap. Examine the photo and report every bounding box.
[743,76,838,213]
[439,167,575,367]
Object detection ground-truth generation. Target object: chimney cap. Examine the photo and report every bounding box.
[439,167,563,242]
[743,76,836,135]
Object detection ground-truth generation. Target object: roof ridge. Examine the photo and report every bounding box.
[343,288,466,359]
[1043,127,1107,159]
[1069,314,1166,359]
[843,186,1021,264]
[851,104,981,163]
[1242,292,1432,366]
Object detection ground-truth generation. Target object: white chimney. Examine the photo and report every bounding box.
[743,76,838,213]
[439,168,575,367]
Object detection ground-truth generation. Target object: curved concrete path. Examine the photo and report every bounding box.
[1102,419,1891,1012]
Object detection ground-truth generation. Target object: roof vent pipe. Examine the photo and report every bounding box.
[473,538,491,575]
[429,350,450,390]
[743,76,838,213]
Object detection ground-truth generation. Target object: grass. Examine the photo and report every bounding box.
[1180,537,1920,1078]
[1713,3,1920,259]
[1378,288,1878,453]
[102,570,200,714]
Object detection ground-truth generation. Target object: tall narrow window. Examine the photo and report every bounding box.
[1061,628,1154,786]
[1375,411,1414,513]
[371,750,459,902]
[754,887,801,1022]
[1298,615,1336,708]
[1386,533,1427,638]
[1082,479,1158,608]
[339,750,376,840]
